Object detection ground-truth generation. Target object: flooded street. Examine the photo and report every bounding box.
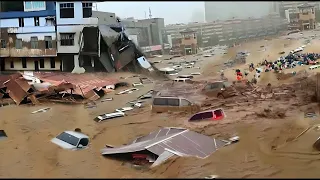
[2,31,320,178]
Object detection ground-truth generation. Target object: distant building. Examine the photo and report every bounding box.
[165,14,288,47]
[204,2,272,22]
[0,1,58,71]
[180,28,197,55]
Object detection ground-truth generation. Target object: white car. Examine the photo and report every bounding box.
[132,82,144,87]
[116,88,139,95]
[115,107,134,112]
[190,72,201,75]
[51,131,89,150]
[96,111,125,122]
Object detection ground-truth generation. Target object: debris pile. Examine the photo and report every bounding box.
[100,127,236,168]
[0,72,120,106]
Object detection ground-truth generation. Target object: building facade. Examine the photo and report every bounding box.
[180,29,197,55]
[165,13,288,47]
[204,2,272,22]
[55,1,99,72]
[0,1,58,71]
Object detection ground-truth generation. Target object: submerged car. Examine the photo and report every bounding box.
[151,96,200,113]
[189,109,226,122]
[51,131,89,150]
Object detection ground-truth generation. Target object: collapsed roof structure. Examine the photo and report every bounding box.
[100,127,228,167]
[77,19,154,74]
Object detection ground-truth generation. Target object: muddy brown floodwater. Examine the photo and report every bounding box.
[3,32,320,178]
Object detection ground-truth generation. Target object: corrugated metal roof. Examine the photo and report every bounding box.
[101,127,227,160]
[33,72,118,96]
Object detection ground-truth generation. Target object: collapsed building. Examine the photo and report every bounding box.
[0,1,155,75]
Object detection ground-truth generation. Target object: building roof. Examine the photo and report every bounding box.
[180,28,196,34]
[298,3,314,8]
[101,127,227,159]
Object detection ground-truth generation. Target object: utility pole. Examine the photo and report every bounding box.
[149,7,152,19]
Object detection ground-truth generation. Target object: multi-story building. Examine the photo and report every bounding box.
[180,28,197,55]
[164,13,288,47]
[204,2,272,22]
[275,1,320,18]
[55,1,99,72]
[0,1,58,72]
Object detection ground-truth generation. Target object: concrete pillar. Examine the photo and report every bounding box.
[71,55,85,74]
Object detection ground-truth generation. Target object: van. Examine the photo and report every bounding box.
[173,78,192,83]
[152,96,200,113]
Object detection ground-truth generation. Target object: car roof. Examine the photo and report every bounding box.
[64,131,89,139]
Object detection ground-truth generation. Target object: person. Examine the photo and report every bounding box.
[220,70,225,80]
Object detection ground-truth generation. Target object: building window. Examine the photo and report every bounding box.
[24,1,46,12]
[82,3,93,18]
[60,33,75,46]
[50,57,55,68]
[10,61,14,68]
[44,36,52,49]
[34,17,40,26]
[30,37,38,49]
[15,39,22,49]
[19,18,24,27]
[22,58,27,68]
[0,40,6,48]
[39,58,44,68]
[60,3,74,18]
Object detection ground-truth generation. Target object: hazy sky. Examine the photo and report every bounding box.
[97,1,204,25]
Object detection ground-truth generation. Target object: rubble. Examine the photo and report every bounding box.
[0,72,120,106]
[100,127,231,167]
[31,107,51,114]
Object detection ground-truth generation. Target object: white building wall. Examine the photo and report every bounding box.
[56,2,98,25]
[0,19,20,28]
[4,57,60,71]
[56,25,83,54]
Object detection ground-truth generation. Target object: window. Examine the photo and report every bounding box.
[202,112,213,119]
[10,61,14,68]
[153,98,167,106]
[56,132,79,146]
[210,82,220,89]
[180,99,192,106]
[24,1,46,12]
[167,98,179,106]
[19,18,24,27]
[15,39,22,49]
[22,58,27,68]
[34,17,40,26]
[50,57,55,68]
[82,3,93,18]
[44,36,52,49]
[39,58,44,68]
[60,33,75,46]
[0,40,6,48]
[60,3,74,18]
[30,37,38,49]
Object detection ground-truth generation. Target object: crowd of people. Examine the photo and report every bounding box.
[231,52,320,84]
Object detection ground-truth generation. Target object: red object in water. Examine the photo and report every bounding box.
[132,154,148,159]
[212,110,224,120]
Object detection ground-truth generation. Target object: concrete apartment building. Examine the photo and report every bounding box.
[0,1,58,71]
[204,2,271,22]
[289,3,316,31]
[274,1,320,17]
[165,13,288,47]
[55,1,99,72]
